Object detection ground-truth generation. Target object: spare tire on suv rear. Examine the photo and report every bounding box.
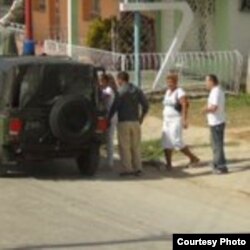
[49,95,95,144]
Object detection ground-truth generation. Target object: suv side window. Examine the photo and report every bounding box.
[58,64,94,99]
[10,63,96,109]
[11,65,40,108]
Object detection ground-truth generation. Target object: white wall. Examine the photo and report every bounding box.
[160,10,175,52]
[229,0,250,57]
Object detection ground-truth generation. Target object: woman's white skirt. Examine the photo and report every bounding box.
[162,117,185,150]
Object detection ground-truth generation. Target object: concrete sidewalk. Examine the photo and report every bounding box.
[142,116,250,197]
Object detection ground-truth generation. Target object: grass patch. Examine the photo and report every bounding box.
[141,139,163,161]
[141,139,185,161]
[150,94,250,129]
[230,131,250,142]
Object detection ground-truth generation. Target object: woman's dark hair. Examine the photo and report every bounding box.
[100,73,109,82]
[100,73,117,93]
[117,71,129,82]
[207,74,219,85]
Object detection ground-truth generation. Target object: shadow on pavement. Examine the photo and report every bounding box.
[3,157,250,181]
[6,234,172,250]
[190,141,240,149]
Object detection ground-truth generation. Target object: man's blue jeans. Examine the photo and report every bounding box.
[210,123,227,169]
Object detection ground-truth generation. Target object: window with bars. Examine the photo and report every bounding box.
[91,0,101,17]
[182,0,216,51]
[240,0,250,12]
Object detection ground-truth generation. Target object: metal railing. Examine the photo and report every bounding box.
[44,40,125,70]
[124,51,244,92]
[44,40,244,93]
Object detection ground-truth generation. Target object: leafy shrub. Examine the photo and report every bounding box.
[86,18,114,50]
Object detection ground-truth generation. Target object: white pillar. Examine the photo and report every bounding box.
[120,2,194,90]
[247,53,250,93]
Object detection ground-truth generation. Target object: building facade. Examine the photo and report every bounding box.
[31,0,119,44]
[159,0,250,57]
[1,0,248,57]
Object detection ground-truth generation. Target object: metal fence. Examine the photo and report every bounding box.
[8,22,25,54]
[124,51,244,92]
[44,40,244,93]
[44,40,124,70]
[7,22,24,32]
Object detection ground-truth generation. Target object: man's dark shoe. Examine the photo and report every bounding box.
[134,170,144,177]
[213,168,229,175]
[220,168,229,174]
[119,172,135,177]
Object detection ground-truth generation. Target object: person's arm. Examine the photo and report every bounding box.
[204,105,218,113]
[108,94,120,121]
[179,96,189,129]
[102,87,112,103]
[203,89,220,114]
[137,89,149,124]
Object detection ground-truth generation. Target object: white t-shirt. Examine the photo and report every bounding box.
[207,86,226,126]
[102,86,115,111]
[102,86,117,124]
[163,88,186,119]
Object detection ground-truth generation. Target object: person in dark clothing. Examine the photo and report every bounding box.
[109,71,149,177]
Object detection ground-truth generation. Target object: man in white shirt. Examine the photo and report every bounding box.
[203,74,228,174]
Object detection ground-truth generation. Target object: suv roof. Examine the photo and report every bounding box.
[0,56,93,72]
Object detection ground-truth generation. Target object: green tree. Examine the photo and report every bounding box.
[86,18,113,50]
[86,15,156,53]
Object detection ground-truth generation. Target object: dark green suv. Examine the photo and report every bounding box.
[0,56,108,177]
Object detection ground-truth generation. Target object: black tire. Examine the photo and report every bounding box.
[76,144,100,177]
[0,164,7,177]
[49,95,96,144]
[0,148,8,177]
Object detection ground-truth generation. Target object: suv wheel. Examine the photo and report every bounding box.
[76,144,100,177]
[0,163,8,177]
[0,148,8,177]
[50,95,95,144]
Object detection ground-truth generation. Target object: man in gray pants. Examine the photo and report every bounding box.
[203,74,228,174]
[109,72,149,177]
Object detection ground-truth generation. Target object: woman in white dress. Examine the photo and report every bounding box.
[99,74,118,168]
[162,73,200,170]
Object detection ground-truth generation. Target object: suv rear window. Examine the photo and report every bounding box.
[11,63,95,108]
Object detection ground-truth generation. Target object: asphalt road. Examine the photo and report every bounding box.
[0,159,249,250]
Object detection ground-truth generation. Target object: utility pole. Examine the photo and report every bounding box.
[67,0,78,57]
[134,0,141,87]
